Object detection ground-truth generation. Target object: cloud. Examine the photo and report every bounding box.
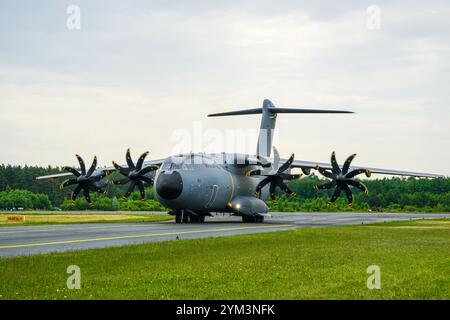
[0,1,448,175]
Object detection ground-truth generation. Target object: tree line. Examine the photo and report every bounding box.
[0,164,449,212]
[269,175,450,213]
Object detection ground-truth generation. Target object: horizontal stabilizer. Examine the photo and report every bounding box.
[208,108,262,117]
[208,107,353,117]
[270,108,353,114]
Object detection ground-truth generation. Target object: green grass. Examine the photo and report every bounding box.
[0,213,173,227]
[0,219,449,300]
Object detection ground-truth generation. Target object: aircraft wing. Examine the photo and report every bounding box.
[290,159,445,178]
[35,159,165,180]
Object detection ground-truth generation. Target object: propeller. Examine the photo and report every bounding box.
[60,155,108,203]
[111,149,159,199]
[314,152,371,206]
[249,147,301,201]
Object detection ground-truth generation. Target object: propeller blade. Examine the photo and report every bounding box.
[278,153,295,173]
[139,165,158,175]
[60,179,78,190]
[341,183,353,205]
[112,161,130,176]
[316,166,335,179]
[112,178,130,185]
[76,154,86,175]
[330,151,341,175]
[86,156,98,177]
[88,171,107,182]
[346,168,369,179]
[125,148,135,170]
[269,181,277,201]
[62,166,81,177]
[314,180,336,190]
[347,179,369,195]
[137,181,146,199]
[71,185,82,201]
[140,176,154,185]
[342,154,356,175]
[83,187,91,203]
[136,151,149,171]
[329,186,342,204]
[124,181,136,198]
[255,177,272,197]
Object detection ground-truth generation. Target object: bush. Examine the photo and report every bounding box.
[59,195,167,212]
[119,199,166,211]
[0,189,52,210]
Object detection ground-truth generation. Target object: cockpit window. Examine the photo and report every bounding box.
[162,154,219,170]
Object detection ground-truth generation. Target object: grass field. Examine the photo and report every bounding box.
[0,213,173,227]
[0,219,449,300]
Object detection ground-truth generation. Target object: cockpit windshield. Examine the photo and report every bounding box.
[161,154,219,171]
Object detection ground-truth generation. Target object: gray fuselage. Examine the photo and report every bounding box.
[153,153,269,215]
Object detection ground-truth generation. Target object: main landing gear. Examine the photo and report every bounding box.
[175,210,205,224]
[242,215,264,223]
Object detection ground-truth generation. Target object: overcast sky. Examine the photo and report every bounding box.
[0,0,449,175]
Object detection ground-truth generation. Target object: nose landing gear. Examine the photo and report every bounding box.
[174,210,205,223]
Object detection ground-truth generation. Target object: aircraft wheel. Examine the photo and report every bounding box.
[198,215,205,223]
[190,215,199,223]
[182,214,190,223]
[175,215,182,224]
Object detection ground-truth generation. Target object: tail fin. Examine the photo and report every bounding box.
[208,99,353,157]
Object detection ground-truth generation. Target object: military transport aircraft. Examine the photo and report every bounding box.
[36,99,444,223]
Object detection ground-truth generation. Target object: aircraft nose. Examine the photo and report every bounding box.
[155,171,183,200]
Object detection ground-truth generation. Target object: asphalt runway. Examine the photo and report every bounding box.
[1,212,449,258]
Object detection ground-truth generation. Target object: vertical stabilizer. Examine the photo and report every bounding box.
[256,99,277,157]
